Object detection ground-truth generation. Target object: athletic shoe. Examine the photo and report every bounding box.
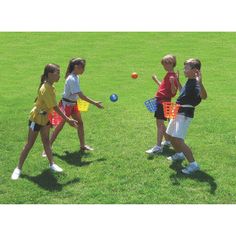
[42,148,53,158]
[182,163,200,175]
[42,151,47,158]
[161,140,171,147]
[11,167,21,180]
[167,152,185,161]
[80,145,94,151]
[50,163,63,172]
[145,145,163,154]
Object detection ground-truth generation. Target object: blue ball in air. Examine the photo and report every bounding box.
[110,94,118,102]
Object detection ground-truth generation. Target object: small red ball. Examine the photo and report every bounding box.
[131,72,138,79]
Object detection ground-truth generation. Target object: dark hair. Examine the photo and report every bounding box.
[34,64,60,102]
[65,58,86,78]
[184,58,201,70]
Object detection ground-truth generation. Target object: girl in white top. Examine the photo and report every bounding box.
[46,58,104,153]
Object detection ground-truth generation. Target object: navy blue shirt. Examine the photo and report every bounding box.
[177,79,201,118]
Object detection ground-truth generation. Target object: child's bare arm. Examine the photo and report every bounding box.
[196,71,207,99]
[152,74,161,86]
[169,76,178,95]
[176,71,182,92]
[78,91,104,109]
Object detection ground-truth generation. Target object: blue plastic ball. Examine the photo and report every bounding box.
[110,94,118,102]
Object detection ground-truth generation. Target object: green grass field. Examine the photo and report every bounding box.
[0,32,235,203]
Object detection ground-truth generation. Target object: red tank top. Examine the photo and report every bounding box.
[155,72,178,103]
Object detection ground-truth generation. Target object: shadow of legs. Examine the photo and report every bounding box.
[169,162,217,194]
[53,151,106,167]
[21,169,80,192]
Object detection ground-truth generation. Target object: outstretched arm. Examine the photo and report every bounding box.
[78,91,104,109]
[196,70,207,99]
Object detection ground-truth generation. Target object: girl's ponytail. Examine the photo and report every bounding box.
[34,74,46,102]
[65,58,75,79]
[38,74,46,91]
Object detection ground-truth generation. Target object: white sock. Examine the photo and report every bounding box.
[177,152,184,156]
[190,161,198,166]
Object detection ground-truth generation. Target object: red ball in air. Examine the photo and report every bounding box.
[131,72,138,79]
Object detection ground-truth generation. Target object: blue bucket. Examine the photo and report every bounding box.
[144,98,158,112]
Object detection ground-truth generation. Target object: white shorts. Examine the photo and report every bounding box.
[166,114,192,140]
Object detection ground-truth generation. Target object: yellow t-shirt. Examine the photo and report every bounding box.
[29,82,57,126]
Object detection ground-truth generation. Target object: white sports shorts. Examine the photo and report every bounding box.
[166,114,192,140]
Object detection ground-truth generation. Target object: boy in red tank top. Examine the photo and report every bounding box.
[146,54,181,154]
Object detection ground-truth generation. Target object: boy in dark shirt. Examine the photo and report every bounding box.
[166,58,207,174]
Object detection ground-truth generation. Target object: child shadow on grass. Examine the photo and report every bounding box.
[21,170,80,192]
[53,150,106,167]
[146,147,217,194]
[169,161,217,195]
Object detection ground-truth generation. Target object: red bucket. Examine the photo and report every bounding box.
[48,110,63,126]
[163,102,180,119]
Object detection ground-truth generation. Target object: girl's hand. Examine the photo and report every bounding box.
[67,118,78,128]
[95,101,104,109]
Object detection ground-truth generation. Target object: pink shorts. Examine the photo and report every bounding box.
[59,100,80,117]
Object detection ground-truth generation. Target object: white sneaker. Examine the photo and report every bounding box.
[182,163,200,174]
[50,163,63,173]
[42,148,53,158]
[161,140,171,147]
[167,152,185,161]
[80,145,94,151]
[42,151,47,158]
[11,167,21,180]
[145,145,163,154]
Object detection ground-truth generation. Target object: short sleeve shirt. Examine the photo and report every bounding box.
[62,73,81,101]
[177,79,202,118]
[155,72,178,103]
[29,83,57,125]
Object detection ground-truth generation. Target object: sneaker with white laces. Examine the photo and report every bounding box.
[50,163,63,173]
[161,140,171,147]
[11,167,21,180]
[167,152,185,161]
[182,163,200,175]
[145,145,163,154]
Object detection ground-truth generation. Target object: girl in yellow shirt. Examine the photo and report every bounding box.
[11,64,78,180]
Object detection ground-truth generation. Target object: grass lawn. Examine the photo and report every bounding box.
[0,32,235,203]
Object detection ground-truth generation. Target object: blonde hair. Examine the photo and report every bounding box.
[161,54,176,67]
